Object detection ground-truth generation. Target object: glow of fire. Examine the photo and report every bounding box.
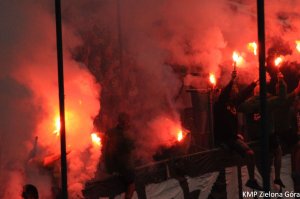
[296,40,300,53]
[274,56,284,67]
[247,42,257,55]
[177,130,183,142]
[53,116,61,136]
[53,112,71,136]
[209,73,216,86]
[91,133,101,146]
[232,51,244,67]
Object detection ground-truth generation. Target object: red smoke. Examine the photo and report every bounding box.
[1,0,300,198]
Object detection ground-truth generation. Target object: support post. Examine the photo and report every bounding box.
[257,0,270,193]
[54,0,68,198]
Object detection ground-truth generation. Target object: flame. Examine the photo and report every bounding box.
[91,133,101,146]
[209,73,216,86]
[232,51,244,67]
[232,51,239,62]
[53,116,61,136]
[177,130,183,142]
[52,111,72,136]
[296,40,300,53]
[274,56,284,67]
[247,42,257,55]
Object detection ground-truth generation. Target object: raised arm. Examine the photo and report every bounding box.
[216,71,236,104]
[235,81,257,106]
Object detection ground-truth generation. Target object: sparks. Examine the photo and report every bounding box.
[274,56,284,67]
[209,73,216,86]
[177,130,183,142]
[247,42,257,55]
[296,40,300,53]
[91,133,101,146]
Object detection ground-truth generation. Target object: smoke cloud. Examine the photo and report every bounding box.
[65,0,300,159]
[0,1,100,198]
[1,0,300,198]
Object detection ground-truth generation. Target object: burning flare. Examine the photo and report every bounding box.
[177,130,183,142]
[91,133,101,146]
[296,40,300,53]
[274,56,284,67]
[53,116,61,136]
[209,73,216,86]
[247,42,257,55]
[232,51,244,68]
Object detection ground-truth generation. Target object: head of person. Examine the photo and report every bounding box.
[230,82,239,100]
[22,184,38,199]
[118,112,131,130]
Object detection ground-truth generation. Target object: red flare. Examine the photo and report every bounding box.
[209,73,216,86]
[232,51,244,68]
[91,133,101,146]
[296,40,300,53]
[177,130,183,142]
[247,42,257,55]
[274,56,284,68]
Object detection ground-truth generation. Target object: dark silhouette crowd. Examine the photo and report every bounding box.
[214,68,300,190]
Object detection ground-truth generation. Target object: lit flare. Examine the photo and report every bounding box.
[209,73,216,86]
[53,116,61,136]
[247,42,257,55]
[232,51,244,68]
[177,130,183,142]
[296,40,300,53]
[274,56,284,68]
[91,133,101,146]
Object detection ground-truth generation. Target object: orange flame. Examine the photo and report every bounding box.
[209,73,216,86]
[296,40,300,53]
[91,133,101,146]
[177,130,183,142]
[247,42,257,55]
[274,56,284,67]
[232,51,244,67]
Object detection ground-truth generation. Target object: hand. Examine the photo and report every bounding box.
[231,70,237,81]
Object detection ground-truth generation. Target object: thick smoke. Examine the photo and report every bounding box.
[64,0,300,162]
[0,1,100,198]
[1,0,300,198]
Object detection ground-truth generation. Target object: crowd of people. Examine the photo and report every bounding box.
[21,71,299,198]
[97,69,299,197]
[214,69,300,190]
